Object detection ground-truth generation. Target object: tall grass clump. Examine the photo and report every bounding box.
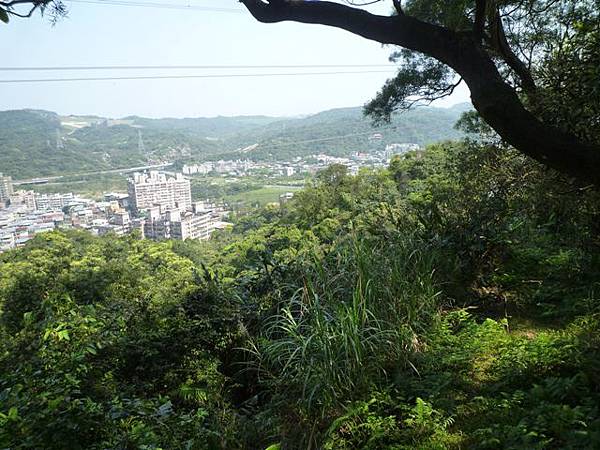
[244,233,443,448]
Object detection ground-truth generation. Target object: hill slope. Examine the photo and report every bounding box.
[0,104,470,179]
[218,104,469,160]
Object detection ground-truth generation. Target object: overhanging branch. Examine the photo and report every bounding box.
[240,0,400,44]
[474,0,486,38]
[489,8,537,92]
[239,0,460,64]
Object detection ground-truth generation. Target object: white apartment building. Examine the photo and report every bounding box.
[0,173,14,202]
[34,193,75,211]
[143,205,217,242]
[171,211,215,241]
[10,190,36,211]
[182,163,213,176]
[128,171,192,213]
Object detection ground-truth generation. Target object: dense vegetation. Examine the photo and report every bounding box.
[0,110,107,178]
[2,129,599,448]
[0,105,465,179]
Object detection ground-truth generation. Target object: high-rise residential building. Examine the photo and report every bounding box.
[128,171,192,213]
[0,173,14,202]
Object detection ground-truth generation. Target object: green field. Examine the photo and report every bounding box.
[225,185,302,206]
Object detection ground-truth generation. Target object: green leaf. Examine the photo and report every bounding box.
[57,330,70,341]
[48,397,64,411]
[86,345,97,355]
[7,407,18,421]
[0,8,9,24]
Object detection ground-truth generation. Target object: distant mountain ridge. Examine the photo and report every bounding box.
[0,103,471,179]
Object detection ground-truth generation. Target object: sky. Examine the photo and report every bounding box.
[1,0,471,119]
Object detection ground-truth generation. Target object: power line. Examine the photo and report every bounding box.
[0,64,396,72]
[243,126,399,153]
[0,70,394,84]
[68,0,243,13]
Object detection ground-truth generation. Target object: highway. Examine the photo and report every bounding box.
[13,162,173,186]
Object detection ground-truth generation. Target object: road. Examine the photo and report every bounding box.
[13,162,173,186]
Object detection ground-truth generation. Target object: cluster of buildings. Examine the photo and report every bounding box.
[144,202,221,241]
[0,170,230,253]
[183,160,295,178]
[0,137,422,253]
[0,208,63,252]
[181,143,419,180]
[0,186,142,253]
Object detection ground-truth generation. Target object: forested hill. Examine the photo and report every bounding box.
[213,104,468,161]
[0,104,468,179]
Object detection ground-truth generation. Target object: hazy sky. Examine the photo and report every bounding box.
[1,0,471,118]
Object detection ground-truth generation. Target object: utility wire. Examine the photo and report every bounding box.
[0,64,396,72]
[0,70,394,84]
[14,127,403,184]
[68,0,243,13]
[237,125,399,153]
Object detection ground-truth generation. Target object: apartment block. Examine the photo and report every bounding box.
[128,171,192,213]
[143,205,218,242]
[34,193,75,211]
[10,190,37,211]
[0,173,14,202]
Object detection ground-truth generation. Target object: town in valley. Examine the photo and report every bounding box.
[0,139,420,252]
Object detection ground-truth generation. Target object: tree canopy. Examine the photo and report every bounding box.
[241,0,600,185]
[0,0,64,22]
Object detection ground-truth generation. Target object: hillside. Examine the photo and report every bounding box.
[0,104,469,179]
[0,110,108,179]
[218,103,469,161]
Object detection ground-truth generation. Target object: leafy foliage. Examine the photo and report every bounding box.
[1,134,600,449]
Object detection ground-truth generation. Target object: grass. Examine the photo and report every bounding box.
[244,234,442,448]
[225,186,302,206]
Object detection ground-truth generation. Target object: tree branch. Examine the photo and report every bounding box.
[489,8,537,92]
[240,0,400,44]
[1,0,48,7]
[7,4,38,17]
[240,0,459,64]
[474,0,486,38]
